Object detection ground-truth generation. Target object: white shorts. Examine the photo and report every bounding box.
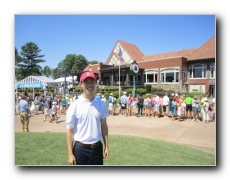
[108,103,114,110]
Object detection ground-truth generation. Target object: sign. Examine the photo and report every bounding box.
[132,63,139,73]
[17,83,44,88]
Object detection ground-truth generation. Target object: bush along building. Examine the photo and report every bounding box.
[81,36,215,97]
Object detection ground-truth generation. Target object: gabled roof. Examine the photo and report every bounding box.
[83,63,100,73]
[187,36,215,61]
[118,40,144,62]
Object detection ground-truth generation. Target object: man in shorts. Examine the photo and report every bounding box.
[120,92,128,117]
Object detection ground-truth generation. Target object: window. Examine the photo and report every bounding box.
[210,64,215,78]
[189,64,207,78]
[145,70,158,83]
[183,71,187,83]
[160,69,179,83]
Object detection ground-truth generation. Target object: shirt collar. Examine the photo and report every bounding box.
[79,95,96,103]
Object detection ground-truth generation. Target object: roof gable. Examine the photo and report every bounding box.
[105,40,144,65]
[187,36,215,60]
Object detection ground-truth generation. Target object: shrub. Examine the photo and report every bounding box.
[145,85,152,93]
[137,88,146,95]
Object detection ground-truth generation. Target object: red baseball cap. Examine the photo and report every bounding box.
[80,71,96,82]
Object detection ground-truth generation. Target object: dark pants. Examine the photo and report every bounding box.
[138,105,143,115]
[73,141,103,165]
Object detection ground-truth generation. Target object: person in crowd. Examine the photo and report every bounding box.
[57,95,62,115]
[177,104,183,122]
[153,94,160,118]
[192,97,199,121]
[143,96,148,117]
[39,95,44,113]
[96,93,101,99]
[68,83,73,94]
[65,94,70,110]
[170,97,177,120]
[162,93,170,118]
[146,95,153,118]
[120,92,128,117]
[61,96,67,114]
[66,71,109,165]
[108,93,114,116]
[151,95,155,117]
[137,94,144,117]
[196,100,202,122]
[202,97,210,127]
[113,97,117,115]
[18,95,31,132]
[43,97,52,121]
[131,97,138,117]
[127,94,134,116]
[33,96,40,115]
[101,95,107,106]
[51,101,58,123]
[185,94,193,119]
[211,97,215,122]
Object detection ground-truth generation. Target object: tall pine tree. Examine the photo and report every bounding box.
[15,42,45,81]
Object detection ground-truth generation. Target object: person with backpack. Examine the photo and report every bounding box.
[192,97,199,121]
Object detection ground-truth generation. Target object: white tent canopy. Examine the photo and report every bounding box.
[16,76,58,89]
[54,76,77,83]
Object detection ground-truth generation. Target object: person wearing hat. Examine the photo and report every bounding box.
[66,71,109,165]
[101,95,107,106]
[96,93,101,99]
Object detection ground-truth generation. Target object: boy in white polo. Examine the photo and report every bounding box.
[66,71,109,165]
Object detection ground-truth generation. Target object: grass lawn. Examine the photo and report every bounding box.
[15,132,215,166]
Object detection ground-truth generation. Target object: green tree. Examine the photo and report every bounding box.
[15,42,45,81]
[42,66,52,77]
[15,47,24,81]
[58,54,88,76]
[52,67,62,79]
[88,60,99,65]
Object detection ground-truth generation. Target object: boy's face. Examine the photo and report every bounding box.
[81,78,96,94]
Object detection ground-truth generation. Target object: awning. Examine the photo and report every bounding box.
[208,80,215,85]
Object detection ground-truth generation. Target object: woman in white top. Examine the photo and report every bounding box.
[202,97,210,127]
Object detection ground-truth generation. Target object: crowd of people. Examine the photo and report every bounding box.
[16,91,82,132]
[95,91,216,127]
[16,89,216,133]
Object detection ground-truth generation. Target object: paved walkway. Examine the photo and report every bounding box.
[15,112,216,154]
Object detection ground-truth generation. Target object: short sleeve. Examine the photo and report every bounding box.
[100,101,110,120]
[66,102,77,129]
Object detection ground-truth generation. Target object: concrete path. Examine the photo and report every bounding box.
[15,112,216,154]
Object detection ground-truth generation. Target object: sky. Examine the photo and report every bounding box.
[15,15,215,69]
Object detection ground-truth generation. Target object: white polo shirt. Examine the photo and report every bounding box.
[66,95,109,144]
[162,96,169,106]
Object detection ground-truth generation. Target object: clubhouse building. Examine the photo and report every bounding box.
[81,36,215,96]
